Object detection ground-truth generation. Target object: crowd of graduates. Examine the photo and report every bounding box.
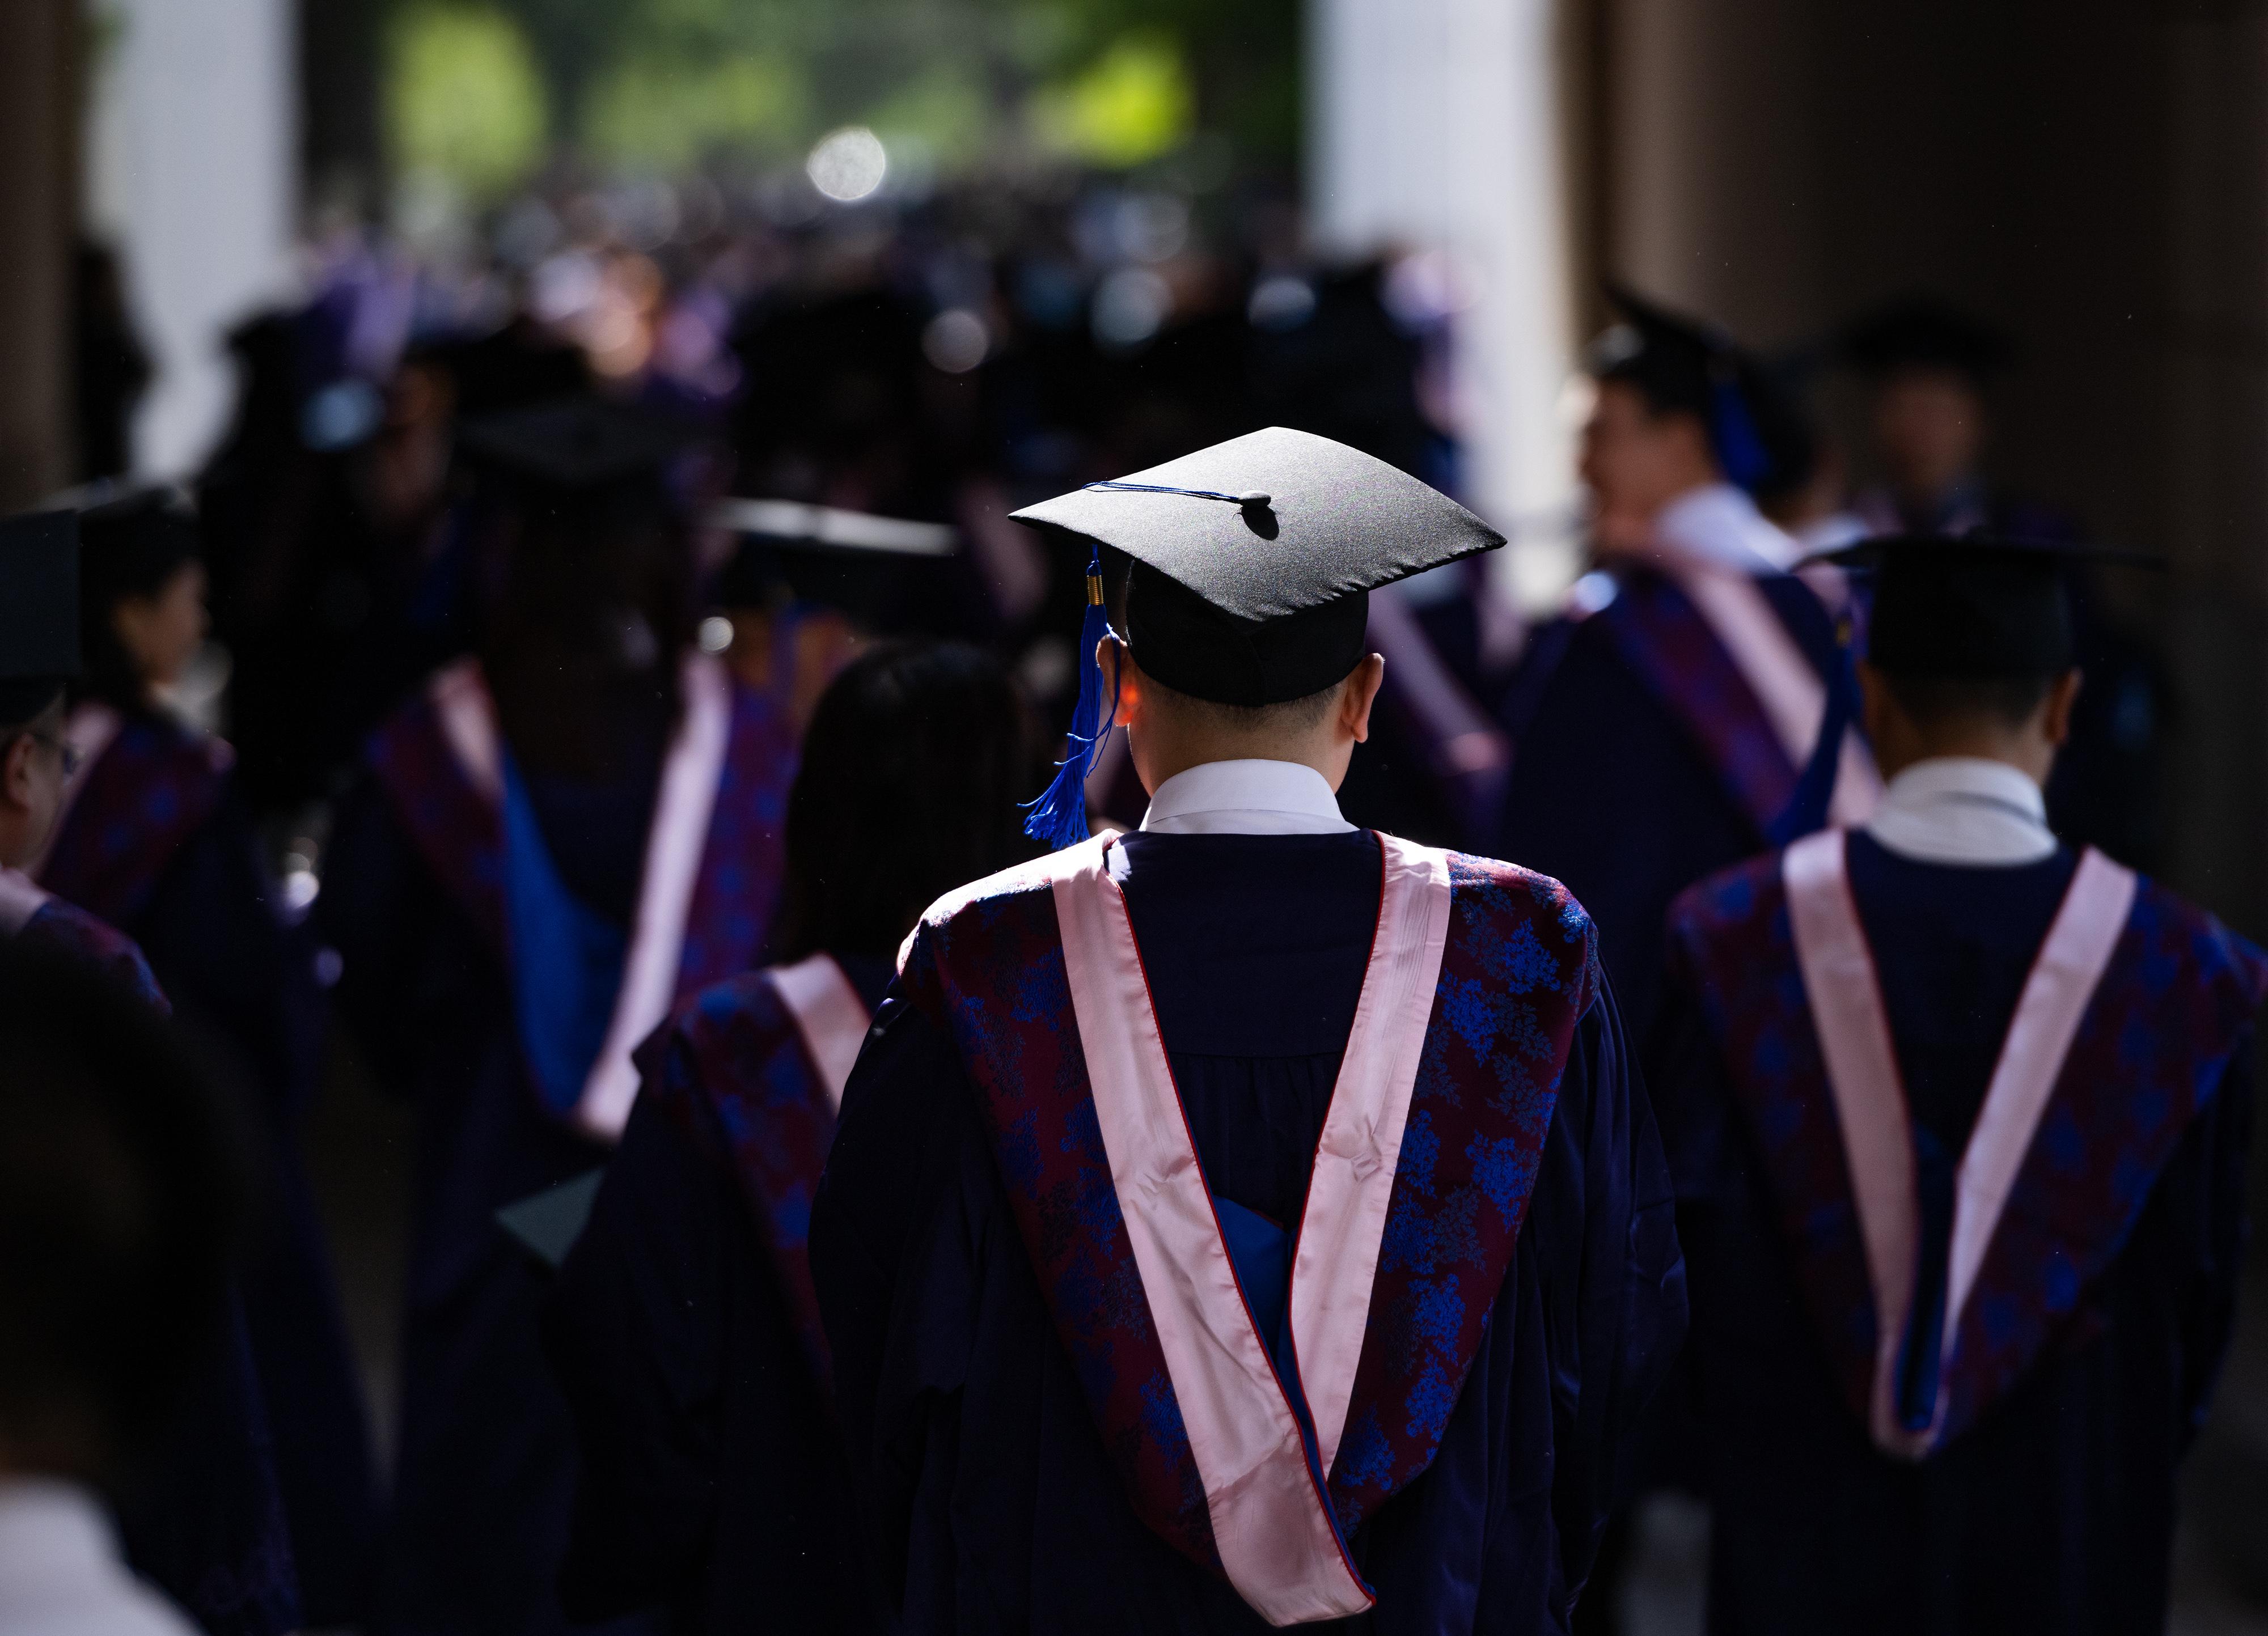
[0,168,2252,1636]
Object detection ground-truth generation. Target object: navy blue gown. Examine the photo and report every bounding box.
[6,887,303,1636]
[41,710,375,1625]
[1650,834,2255,1635]
[543,954,895,1634]
[1497,575,1839,1045]
[811,831,1686,1634]
[321,756,659,1636]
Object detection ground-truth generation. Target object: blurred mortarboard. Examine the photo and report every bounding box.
[458,396,697,493]
[1839,295,2016,383]
[1804,532,2160,680]
[1008,426,1503,845]
[0,511,81,681]
[1592,281,1813,501]
[706,498,958,626]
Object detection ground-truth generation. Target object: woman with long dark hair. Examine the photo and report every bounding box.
[545,640,1036,1634]
[35,488,375,1633]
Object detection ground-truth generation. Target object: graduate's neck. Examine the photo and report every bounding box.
[1105,645,1386,796]
[1858,663,2079,790]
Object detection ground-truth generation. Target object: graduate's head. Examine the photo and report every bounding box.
[0,940,251,1484]
[1582,283,1811,542]
[1837,533,2121,786]
[76,488,208,709]
[1841,296,2012,508]
[461,397,703,675]
[1008,429,1503,839]
[773,640,1037,962]
[0,510,83,870]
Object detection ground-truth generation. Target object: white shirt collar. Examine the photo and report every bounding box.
[1655,481,1801,574]
[1864,756,2058,866]
[1139,759,1355,837]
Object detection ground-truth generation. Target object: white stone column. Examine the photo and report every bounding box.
[1307,0,1579,607]
[86,0,297,478]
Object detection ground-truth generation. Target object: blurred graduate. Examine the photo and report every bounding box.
[810,429,1686,1634]
[545,640,1035,1634]
[1499,286,1880,1044]
[1652,537,2261,1633]
[317,399,799,1634]
[0,510,301,1636]
[30,489,376,1627]
[1838,293,2168,871]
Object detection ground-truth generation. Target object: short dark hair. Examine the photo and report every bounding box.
[75,489,203,713]
[773,641,1040,962]
[1880,668,2056,732]
[0,679,66,740]
[0,942,250,1477]
[1142,668,1347,734]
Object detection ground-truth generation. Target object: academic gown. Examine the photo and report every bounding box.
[545,953,895,1635]
[0,872,302,1636]
[811,829,1686,1634]
[1497,563,1848,1046]
[319,657,794,1636]
[37,706,376,1625]
[1652,830,2260,1635]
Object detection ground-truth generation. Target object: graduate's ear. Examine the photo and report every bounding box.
[1098,634,1141,728]
[2040,668,2083,749]
[0,732,33,816]
[1341,653,1387,746]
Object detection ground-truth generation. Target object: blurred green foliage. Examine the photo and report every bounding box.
[383,0,1297,188]
[387,2,551,197]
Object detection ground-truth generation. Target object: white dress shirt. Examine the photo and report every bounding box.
[1655,482,1802,574]
[1864,756,2058,867]
[1139,759,1355,837]
[0,1480,197,1636]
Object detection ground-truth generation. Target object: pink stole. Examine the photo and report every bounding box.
[768,952,871,1112]
[1783,829,2136,1457]
[1666,557,1880,829]
[1049,833,1451,1626]
[427,655,735,1140]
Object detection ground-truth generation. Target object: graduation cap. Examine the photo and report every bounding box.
[0,511,81,683]
[706,498,957,628]
[1840,295,2016,384]
[1591,282,1814,500]
[1805,532,2161,680]
[457,396,697,493]
[1008,426,1504,847]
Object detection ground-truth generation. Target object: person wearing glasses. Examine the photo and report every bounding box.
[0,508,302,1636]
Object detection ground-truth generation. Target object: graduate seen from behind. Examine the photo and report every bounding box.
[811,427,1687,1634]
[1500,285,1878,1049]
[547,639,1036,1635]
[318,399,799,1636]
[0,942,252,1636]
[1652,536,2263,1634]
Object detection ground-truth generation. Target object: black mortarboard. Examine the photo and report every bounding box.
[1840,295,2016,383]
[1808,533,2159,680]
[1009,426,1503,845]
[1592,282,1812,499]
[0,511,81,681]
[457,396,695,493]
[707,498,957,628]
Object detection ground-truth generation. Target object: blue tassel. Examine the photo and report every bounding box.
[1767,620,1859,849]
[1022,547,1120,849]
[1709,372,1774,495]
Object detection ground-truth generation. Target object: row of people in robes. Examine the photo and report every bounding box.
[1497,289,2254,1634]
[0,296,2246,1636]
